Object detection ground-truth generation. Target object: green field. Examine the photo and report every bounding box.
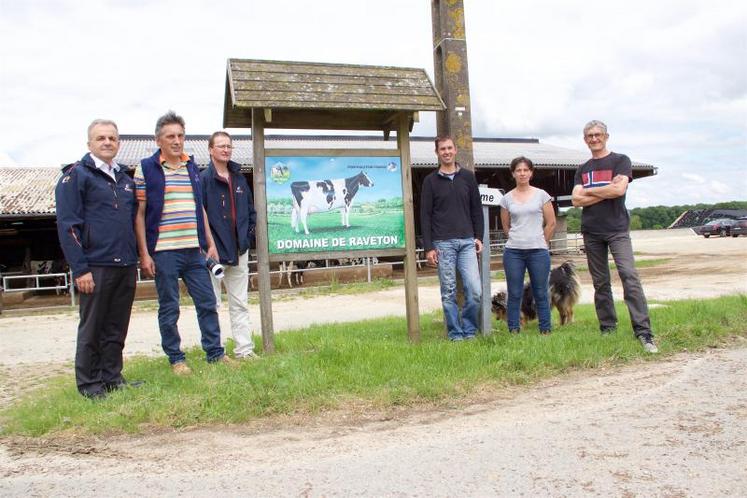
[268,209,405,254]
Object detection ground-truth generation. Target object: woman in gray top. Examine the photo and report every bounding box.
[499,156,557,334]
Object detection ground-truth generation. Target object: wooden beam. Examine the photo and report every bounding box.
[398,114,420,343]
[265,148,398,157]
[251,108,275,354]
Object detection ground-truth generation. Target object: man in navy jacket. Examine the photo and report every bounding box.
[55,119,140,399]
[200,131,258,359]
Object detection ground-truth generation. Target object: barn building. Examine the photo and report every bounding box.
[0,135,656,275]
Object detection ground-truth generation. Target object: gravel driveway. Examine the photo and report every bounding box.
[1,229,746,496]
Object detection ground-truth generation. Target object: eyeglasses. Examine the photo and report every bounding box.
[584,133,605,140]
[213,145,233,150]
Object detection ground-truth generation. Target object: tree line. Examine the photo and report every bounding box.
[563,201,747,232]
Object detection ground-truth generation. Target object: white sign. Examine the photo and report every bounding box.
[479,187,503,206]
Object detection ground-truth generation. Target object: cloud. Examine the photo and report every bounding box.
[682,173,705,183]
[0,0,745,209]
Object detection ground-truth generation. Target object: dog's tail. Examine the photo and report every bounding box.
[550,261,582,302]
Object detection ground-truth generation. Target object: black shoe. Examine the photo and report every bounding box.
[540,330,552,335]
[600,326,617,335]
[81,390,107,400]
[509,329,520,334]
[105,380,145,392]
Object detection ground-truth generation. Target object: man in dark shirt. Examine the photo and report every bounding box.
[572,120,658,353]
[55,119,141,398]
[420,135,484,341]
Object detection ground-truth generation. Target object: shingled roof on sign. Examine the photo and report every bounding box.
[223,59,445,131]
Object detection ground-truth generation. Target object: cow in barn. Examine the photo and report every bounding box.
[290,171,374,235]
[28,259,70,294]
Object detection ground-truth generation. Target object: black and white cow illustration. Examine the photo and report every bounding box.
[290,171,374,234]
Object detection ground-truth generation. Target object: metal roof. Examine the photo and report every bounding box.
[223,59,444,130]
[0,167,61,216]
[115,135,656,171]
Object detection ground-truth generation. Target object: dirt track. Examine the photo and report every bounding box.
[1,229,746,496]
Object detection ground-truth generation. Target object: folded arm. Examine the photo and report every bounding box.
[585,175,629,199]
[571,184,603,207]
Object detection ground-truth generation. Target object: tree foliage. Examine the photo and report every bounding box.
[562,201,747,232]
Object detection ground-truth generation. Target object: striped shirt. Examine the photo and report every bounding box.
[134,154,199,251]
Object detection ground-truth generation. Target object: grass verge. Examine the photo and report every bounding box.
[2,294,745,437]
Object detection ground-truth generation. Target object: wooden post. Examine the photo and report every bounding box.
[431,0,475,171]
[251,108,275,353]
[398,114,420,343]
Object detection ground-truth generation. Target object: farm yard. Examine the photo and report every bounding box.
[0,228,746,496]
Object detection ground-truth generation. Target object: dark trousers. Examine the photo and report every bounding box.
[76,265,137,396]
[583,232,652,337]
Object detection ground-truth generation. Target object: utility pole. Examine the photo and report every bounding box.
[431,0,475,170]
[432,1,491,335]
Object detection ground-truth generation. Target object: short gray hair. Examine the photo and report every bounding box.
[155,111,185,137]
[583,120,608,135]
[87,119,118,140]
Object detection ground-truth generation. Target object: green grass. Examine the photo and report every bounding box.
[622,257,671,269]
[272,277,396,300]
[2,294,745,437]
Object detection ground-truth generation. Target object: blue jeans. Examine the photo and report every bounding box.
[153,248,224,364]
[503,248,551,332]
[433,238,482,339]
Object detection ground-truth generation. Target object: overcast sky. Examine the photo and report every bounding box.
[1,0,745,208]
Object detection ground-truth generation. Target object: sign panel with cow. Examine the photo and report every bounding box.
[265,155,405,255]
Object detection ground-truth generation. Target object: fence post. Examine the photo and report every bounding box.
[480,203,492,335]
[69,269,76,307]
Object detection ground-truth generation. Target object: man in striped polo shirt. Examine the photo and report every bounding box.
[134,111,234,375]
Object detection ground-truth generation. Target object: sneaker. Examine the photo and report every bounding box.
[449,336,465,342]
[600,326,617,335]
[463,334,476,341]
[639,335,659,353]
[508,329,520,334]
[237,351,260,360]
[217,355,238,366]
[171,361,192,376]
[539,330,551,335]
